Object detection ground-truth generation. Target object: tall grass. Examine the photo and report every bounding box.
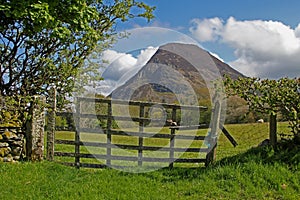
[1,155,299,199]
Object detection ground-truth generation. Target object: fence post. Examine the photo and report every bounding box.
[206,99,221,165]
[138,104,145,166]
[47,87,56,161]
[75,98,81,169]
[106,100,112,167]
[169,107,177,169]
[269,113,277,146]
[25,95,46,161]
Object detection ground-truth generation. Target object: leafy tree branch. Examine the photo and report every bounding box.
[224,76,300,137]
[0,0,155,99]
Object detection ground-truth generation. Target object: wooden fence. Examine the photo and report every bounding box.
[49,97,224,170]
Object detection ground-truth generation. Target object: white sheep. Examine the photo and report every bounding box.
[257,119,264,123]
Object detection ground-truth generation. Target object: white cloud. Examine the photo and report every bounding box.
[189,18,223,42]
[113,27,199,52]
[190,17,300,78]
[96,46,158,95]
[101,50,137,81]
[295,24,300,38]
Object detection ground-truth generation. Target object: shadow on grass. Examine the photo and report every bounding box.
[217,140,300,169]
[139,140,300,182]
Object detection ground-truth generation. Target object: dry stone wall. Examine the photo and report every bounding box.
[0,95,46,162]
[0,127,24,162]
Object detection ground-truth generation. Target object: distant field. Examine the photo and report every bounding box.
[217,122,290,160]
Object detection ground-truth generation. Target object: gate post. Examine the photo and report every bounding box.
[47,87,56,161]
[206,91,222,166]
[269,113,277,146]
[75,98,81,169]
[26,95,46,161]
[138,104,145,166]
[169,108,177,169]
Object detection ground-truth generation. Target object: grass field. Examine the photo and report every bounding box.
[1,122,300,199]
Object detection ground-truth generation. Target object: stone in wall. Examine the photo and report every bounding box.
[0,128,25,162]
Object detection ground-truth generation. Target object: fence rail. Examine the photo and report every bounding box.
[50,97,221,169]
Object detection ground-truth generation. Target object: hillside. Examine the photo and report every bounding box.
[110,43,244,104]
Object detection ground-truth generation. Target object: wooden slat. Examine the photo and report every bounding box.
[55,152,137,161]
[220,125,238,147]
[76,97,208,111]
[169,124,208,130]
[78,128,206,140]
[142,157,172,162]
[54,152,76,157]
[55,139,77,145]
[174,135,205,140]
[174,158,206,163]
[54,140,209,152]
[54,153,209,168]
[78,114,168,124]
[82,153,138,161]
[175,147,208,153]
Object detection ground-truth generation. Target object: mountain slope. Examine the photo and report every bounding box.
[109,43,244,104]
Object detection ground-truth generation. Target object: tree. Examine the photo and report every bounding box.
[0,0,155,99]
[225,77,300,138]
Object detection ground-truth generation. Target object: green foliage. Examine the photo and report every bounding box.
[55,116,68,130]
[225,77,300,136]
[0,0,155,100]
[0,95,31,127]
[1,0,154,127]
[225,96,248,124]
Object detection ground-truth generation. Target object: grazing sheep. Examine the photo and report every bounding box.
[257,119,264,123]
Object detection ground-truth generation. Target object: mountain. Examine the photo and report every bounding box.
[109,43,244,104]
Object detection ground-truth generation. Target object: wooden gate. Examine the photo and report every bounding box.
[49,97,224,170]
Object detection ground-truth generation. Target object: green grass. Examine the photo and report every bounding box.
[1,150,300,199]
[1,122,299,199]
[218,122,292,159]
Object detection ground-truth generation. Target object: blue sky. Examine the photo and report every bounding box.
[135,0,300,61]
[96,0,300,94]
[138,0,300,28]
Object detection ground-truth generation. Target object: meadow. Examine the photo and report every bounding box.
[1,122,300,200]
